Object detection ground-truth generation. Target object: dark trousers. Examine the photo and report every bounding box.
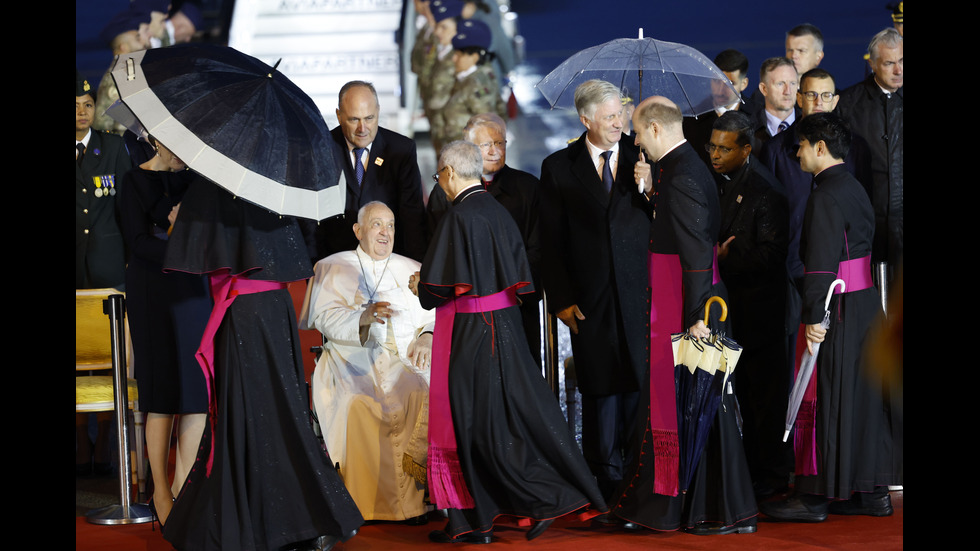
[581,391,639,500]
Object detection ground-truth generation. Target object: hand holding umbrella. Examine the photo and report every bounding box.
[783,279,846,443]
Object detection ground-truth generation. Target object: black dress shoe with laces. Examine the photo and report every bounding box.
[829,492,893,517]
[760,493,829,523]
[686,519,758,535]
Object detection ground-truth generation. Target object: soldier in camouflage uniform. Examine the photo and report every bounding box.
[431,19,506,151]
[421,0,466,153]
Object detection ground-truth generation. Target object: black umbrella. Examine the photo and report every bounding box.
[672,296,741,492]
[111,43,346,220]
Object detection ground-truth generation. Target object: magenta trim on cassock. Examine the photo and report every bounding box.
[428,285,520,509]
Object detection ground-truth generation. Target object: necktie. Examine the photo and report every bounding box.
[76,143,86,166]
[353,147,366,186]
[777,121,789,134]
[601,150,614,192]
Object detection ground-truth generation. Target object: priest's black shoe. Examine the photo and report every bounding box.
[829,492,893,517]
[760,494,829,522]
[686,519,757,535]
[526,519,554,540]
[428,529,493,544]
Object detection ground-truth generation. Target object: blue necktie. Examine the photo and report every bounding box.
[353,148,366,186]
[601,150,614,192]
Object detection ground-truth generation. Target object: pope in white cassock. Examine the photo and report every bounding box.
[302,201,434,523]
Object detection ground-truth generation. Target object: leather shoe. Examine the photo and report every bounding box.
[404,513,430,526]
[428,529,492,544]
[526,519,554,540]
[686,519,757,535]
[829,493,893,517]
[760,494,829,523]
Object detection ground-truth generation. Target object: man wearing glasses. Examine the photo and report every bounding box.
[426,113,543,361]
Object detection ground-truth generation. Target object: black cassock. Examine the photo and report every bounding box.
[796,164,901,498]
[613,143,756,531]
[420,186,606,536]
[161,177,363,551]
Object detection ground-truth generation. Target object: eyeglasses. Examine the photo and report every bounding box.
[704,143,734,155]
[798,91,837,102]
[476,140,507,151]
[432,165,449,183]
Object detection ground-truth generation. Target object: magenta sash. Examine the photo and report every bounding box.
[196,271,286,475]
[648,252,683,496]
[795,254,873,476]
[835,256,873,293]
[428,285,519,509]
[648,247,720,496]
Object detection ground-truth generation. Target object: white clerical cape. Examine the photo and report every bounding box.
[301,246,434,520]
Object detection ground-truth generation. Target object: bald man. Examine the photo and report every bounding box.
[613,96,757,535]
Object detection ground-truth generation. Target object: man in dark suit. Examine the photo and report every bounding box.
[708,111,791,497]
[539,79,650,500]
[751,57,801,151]
[427,113,543,362]
[313,81,427,262]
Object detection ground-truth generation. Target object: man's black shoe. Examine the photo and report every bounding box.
[760,494,829,523]
[829,493,893,517]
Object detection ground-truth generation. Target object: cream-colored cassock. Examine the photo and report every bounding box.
[302,247,434,521]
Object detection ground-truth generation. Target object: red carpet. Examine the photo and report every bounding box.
[76,490,902,550]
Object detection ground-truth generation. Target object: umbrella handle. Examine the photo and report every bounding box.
[703,296,727,325]
[824,279,846,310]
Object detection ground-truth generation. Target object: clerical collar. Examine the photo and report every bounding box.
[655,139,687,162]
[721,158,750,185]
[452,183,484,204]
[77,128,92,148]
[456,65,478,81]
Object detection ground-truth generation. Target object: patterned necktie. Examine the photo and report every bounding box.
[601,150,614,192]
[76,143,86,166]
[353,147,366,186]
[777,121,789,134]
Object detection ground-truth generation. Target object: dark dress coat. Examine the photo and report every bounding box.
[539,134,651,395]
[835,75,903,267]
[311,127,427,262]
[426,165,543,361]
[714,155,792,488]
[76,129,131,288]
[796,163,900,498]
[716,156,789,349]
[749,105,802,153]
